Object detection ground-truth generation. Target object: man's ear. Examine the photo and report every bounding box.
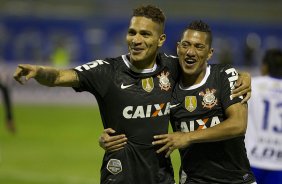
[176,42,181,56]
[207,48,214,61]
[158,34,166,47]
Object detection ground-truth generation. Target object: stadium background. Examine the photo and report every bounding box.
[0,0,282,183]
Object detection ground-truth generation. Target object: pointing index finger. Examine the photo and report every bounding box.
[13,66,25,84]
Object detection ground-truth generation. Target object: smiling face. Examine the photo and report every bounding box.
[126,16,166,69]
[177,29,213,85]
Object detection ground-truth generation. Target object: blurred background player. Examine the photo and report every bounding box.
[245,49,282,184]
[0,74,15,134]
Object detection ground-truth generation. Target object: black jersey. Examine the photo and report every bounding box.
[170,64,256,184]
[73,53,179,184]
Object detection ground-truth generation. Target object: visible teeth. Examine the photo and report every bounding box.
[133,48,142,51]
[185,58,195,64]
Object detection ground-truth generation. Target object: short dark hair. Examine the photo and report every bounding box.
[263,48,282,78]
[133,5,165,32]
[183,20,212,46]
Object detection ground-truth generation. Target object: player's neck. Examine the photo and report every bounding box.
[181,70,206,87]
[132,61,155,70]
[129,56,157,70]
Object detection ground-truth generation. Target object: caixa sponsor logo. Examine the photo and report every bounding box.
[123,102,170,119]
[75,60,109,71]
[175,116,221,132]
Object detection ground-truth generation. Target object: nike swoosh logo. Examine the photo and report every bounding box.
[121,83,134,89]
[170,103,181,108]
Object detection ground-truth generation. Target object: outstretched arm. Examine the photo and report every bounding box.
[153,102,248,157]
[13,64,79,87]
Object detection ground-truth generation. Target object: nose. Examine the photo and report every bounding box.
[132,34,142,45]
[186,47,196,56]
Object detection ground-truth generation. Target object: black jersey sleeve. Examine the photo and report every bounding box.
[72,59,113,97]
[218,64,242,110]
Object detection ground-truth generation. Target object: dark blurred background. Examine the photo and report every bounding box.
[0,0,281,67]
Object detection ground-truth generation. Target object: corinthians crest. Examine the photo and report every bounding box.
[185,96,197,112]
[199,88,217,109]
[142,77,154,92]
[157,71,171,91]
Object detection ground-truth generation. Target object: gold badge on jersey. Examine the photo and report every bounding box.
[142,77,154,92]
[157,71,171,91]
[185,96,197,112]
[199,88,218,109]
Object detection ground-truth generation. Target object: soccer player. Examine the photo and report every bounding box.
[245,49,282,184]
[0,77,15,133]
[13,5,251,184]
[13,5,178,184]
[152,20,256,183]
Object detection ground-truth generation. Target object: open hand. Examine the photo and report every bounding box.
[152,132,190,158]
[99,128,127,152]
[232,72,251,103]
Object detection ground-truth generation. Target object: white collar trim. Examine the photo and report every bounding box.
[179,65,211,90]
[122,54,157,73]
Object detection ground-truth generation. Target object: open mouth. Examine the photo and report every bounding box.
[184,58,196,65]
[131,47,144,54]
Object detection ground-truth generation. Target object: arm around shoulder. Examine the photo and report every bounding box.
[232,71,251,103]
